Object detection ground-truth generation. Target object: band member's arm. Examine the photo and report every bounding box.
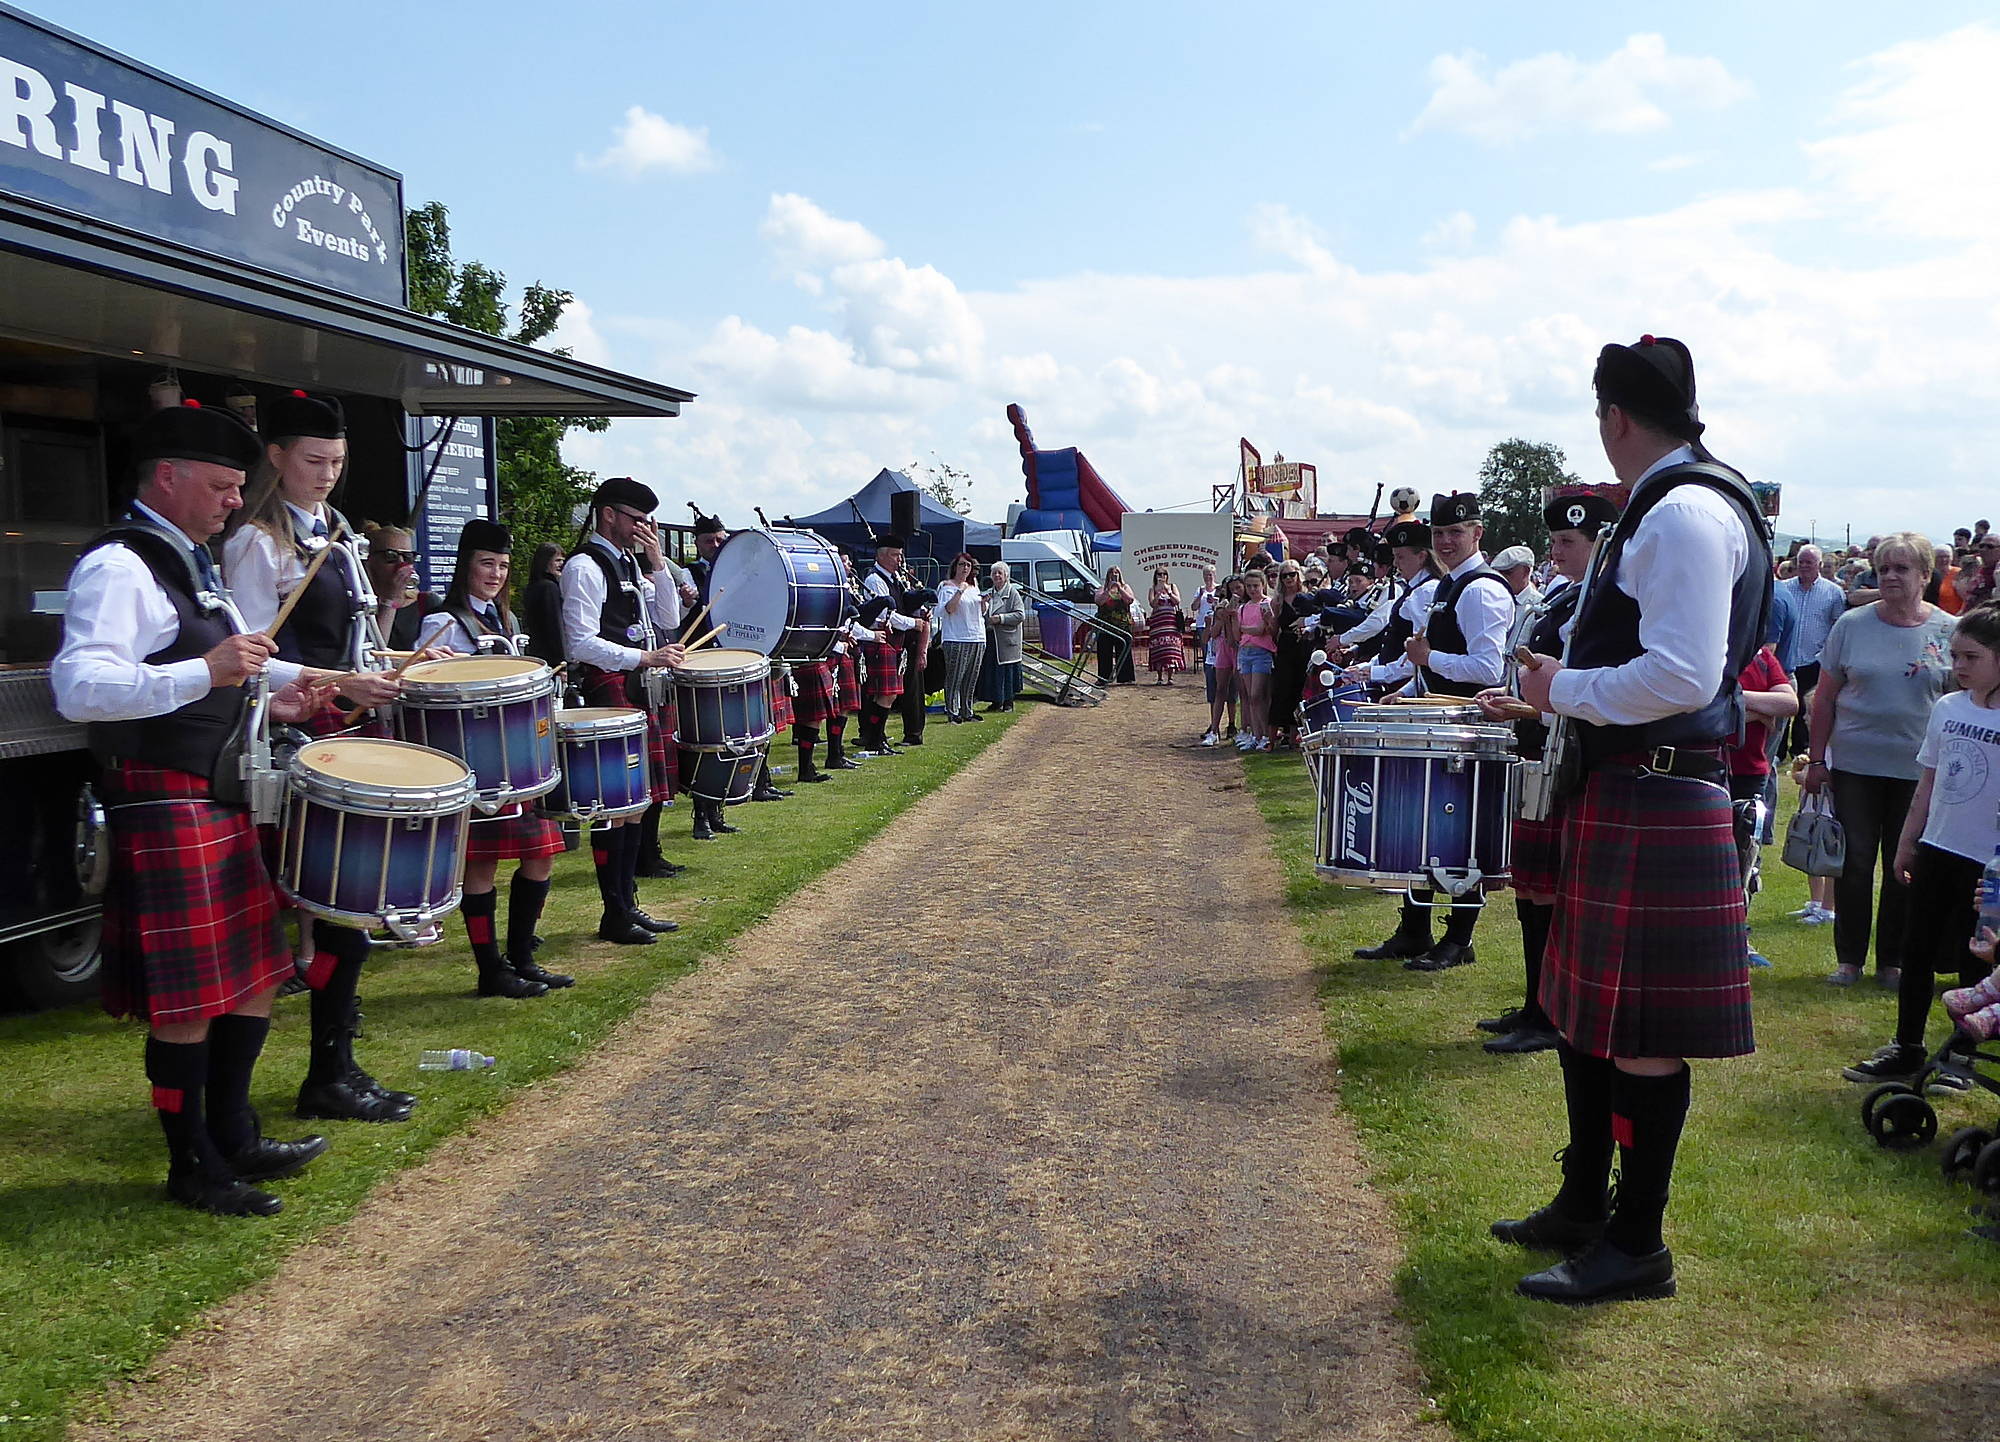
[220,524,288,635]
[1339,588,1396,647]
[558,551,646,672]
[413,612,471,656]
[863,572,918,632]
[1423,578,1511,688]
[1548,491,1749,725]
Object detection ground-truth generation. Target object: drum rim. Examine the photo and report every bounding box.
[554,706,649,737]
[399,662,556,705]
[288,738,476,815]
[675,727,776,754]
[667,650,772,686]
[1302,724,1516,756]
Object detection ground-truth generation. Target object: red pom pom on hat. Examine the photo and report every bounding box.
[290,388,308,397]
[1639,334,1656,346]
[182,398,201,408]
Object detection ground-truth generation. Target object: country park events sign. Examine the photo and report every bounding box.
[0,6,405,306]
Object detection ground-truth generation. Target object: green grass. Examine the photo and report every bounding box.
[0,710,1014,1441]
[1241,751,2000,1442]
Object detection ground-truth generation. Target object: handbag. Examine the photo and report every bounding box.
[1782,791,1847,877]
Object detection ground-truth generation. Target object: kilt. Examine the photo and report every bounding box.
[98,761,291,1025]
[579,668,675,802]
[836,650,861,716]
[297,697,389,740]
[466,805,565,863]
[768,668,795,731]
[1540,768,1754,1060]
[1509,810,1566,902]
[861,638,903,703]
[792,659,838,728]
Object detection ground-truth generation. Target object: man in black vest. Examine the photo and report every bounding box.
[1495,334,1770,1304]
[53,403,333,1215]
[1353,494,1510,972]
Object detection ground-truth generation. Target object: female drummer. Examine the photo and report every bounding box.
[413,519,572,999]
[221,389,410,1125]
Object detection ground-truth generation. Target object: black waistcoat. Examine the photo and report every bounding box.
[1512,582,1581,759]
[1368,576,1421,667]
[273,506,361,668]
[1419,562,1507,697]
[568,543,651,663]
[1568,460,1773,764]
[84,523,247,777]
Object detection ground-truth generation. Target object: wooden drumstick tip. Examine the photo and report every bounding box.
[1514,645,1542,671]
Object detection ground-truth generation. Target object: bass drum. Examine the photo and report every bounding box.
[706,527,849,661]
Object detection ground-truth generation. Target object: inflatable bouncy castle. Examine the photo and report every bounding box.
[1008,403,1131,535]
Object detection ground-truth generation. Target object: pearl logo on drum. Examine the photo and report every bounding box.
[1340,776,1375,866]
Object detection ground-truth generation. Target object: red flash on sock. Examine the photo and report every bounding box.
[304,950,337,989]
[592,848,610,867]
[151,1085,184,1114]
[1611,1112,1635,1149]
[467,915,493,945]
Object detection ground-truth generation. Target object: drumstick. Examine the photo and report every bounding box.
[683,623,728,651]
[1514,645,1542,672]
[264,537,339,637]
[678,598,714,641]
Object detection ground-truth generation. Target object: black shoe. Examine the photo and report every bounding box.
[964,712,986,722]
[691,811,715,841]
[168,1168,283,1217]
[1354,931,1431,960]
[296,1078,412,1123]
[629,908,680,934]
[800,769,832,782]
[223,1133,329,1183]
[902,736,924,747]
[1484,1025,1559,1055]
[712,813,742,834]
[751,785,789,802]
[510,952,575,988]
[829,757,862,769]
[1490,1203,1608,1253]
[347,1064,417,1112]
[1405,941,1477,972]
[597,912,657,945]
[635,855,684,878]
[1477,1006,1527,1035]
[477,962,548,999]
[1518,1239,1676,1305]
[1841,1042,1926,1084]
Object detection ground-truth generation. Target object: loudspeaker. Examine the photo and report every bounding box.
[890,488,921,537]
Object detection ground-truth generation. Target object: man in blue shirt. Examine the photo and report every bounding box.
[1780,545,1848,760]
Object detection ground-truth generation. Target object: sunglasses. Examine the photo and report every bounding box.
[372,549,418,564]
[611,507,653,523]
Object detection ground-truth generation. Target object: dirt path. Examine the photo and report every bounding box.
[85,685,1441,1442]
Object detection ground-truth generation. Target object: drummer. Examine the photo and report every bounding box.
[221,390,412,1127]
[561,476,687,938]
[411,518,574,998]
[1335,527,1421,665]
[1345,519,1438,687]
[1475,493,1620,1056]
[53,401,335,1214]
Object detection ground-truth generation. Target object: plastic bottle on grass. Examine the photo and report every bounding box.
[419,1049,496,1072]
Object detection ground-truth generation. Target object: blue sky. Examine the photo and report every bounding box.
[50,1,2000,541]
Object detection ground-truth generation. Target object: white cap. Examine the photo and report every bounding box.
[1491,545,1535,572]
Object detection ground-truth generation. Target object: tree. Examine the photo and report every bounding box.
[1475,439,1579,557]
[907,456,973,515]
[403,200,607,582]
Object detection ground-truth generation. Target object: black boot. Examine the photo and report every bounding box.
[1408,900,1481,971]
[797,744,829,782]
[296,941,411,1123]
[690,803,715,841]
[1492,1041,1615,1251]
[617,825,678,936]
[634,802,682,877]
[827,731,861,769]
[150,1035,283,1217]
[710,799,742,834]
[466,889,546,998]
[206,1014,328,1182]
[751,757,790,801]
[1354,899,1432,959]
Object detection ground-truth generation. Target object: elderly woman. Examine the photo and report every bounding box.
[982,562,1026,712]
[1802,531,1958,987]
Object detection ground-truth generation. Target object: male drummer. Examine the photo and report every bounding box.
[53,402,334,1215]
[560,476,686,941]
[1494,335,1769,1304]
[1351,494,1511,973]
[857,533,925,752]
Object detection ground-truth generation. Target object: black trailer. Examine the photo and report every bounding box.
[0,6,693,1007]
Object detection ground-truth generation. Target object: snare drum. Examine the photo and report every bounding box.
[396,655,558,811]
[1351,699,1484,729]
[1298,674,1369,735]
[1304,720,1518,895]
[538,707,651,821]
[707,528,848,660]
[680,747,765,804]
[277,738,474,940]
[672,649,773,749]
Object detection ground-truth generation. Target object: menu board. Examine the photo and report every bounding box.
[407,416,498,594]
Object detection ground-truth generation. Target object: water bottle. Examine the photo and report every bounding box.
[419,1048,495,1072]
[1979,847,2000,941]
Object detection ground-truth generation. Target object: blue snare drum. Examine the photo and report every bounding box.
[671,649,773,749]
[1298,672,1369,735]
[396,655,558,813]
[680,747,764,804]
[277,738,474,942]
[1304,719,1517,895]
[538,707,651,821]
[707,528,849,661]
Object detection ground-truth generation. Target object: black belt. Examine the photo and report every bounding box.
[1590,745,1728,783]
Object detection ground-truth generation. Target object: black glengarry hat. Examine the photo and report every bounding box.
[263,388,345,442]
[1593,334,1703,442]
[1382,519,1431,550]
[1543,493,1620,539]
[1431,492,1480,526]
[458,517,512,555]
[136,399,261,472]
[874,532,909,552]
[593,476,658,514]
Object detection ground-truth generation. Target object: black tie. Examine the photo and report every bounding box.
[310,517,328,540]
[190,544,219,592]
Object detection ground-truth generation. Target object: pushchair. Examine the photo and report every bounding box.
[1859,1025,2000,1203]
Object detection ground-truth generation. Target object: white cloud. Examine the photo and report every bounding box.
[545,296,612,368]
[1410,33,1750,145]
[579,106,717,177]
[761,193,884,269]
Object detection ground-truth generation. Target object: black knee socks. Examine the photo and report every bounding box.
[639,801,664,863]
[1605,1064,1691,1257]
[592,825,625,913]
[508,874,551,959]
[148,1035,220,1176]
[1442,901,1480,947]
[618,823,642,909]
[204,1013,270,1155]
[1552,1039,1617,1222]
[1397,896,1434,946]
[306,924,366,1085]
[1516,899,1553,1027]
[461,888,502,968]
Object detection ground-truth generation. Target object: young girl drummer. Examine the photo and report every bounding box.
[221,390,410,1125]
[413,519,572,1000]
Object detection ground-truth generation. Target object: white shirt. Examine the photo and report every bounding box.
[53,501,303,723]
[221,501,347,635]
[1917,691,2000,862]
[863,566,919,632]
[1550,445,1755,728]
[1412,552,1512,691]
[1340,579,1401,648]
[558,533,682,673]
[414,600,509,656]
[936,581,985,643]
[1507,583,1544,651]
[1367,576,1441,687]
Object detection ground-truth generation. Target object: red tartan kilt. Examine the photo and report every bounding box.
[837,651,861,715]
[98,762,290,1024]
[768,670,795,730]
[1541,769,1754,1060]
[1509,811,1566,901]
[466,805,565,862]
[579,668,675,802]
[862,640,903,702]
[792,659,837,727]
[296,697,389,740]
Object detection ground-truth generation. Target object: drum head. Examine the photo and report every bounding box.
[403,656,543,683]
[708,530,837,655]
[560,706,641,722]
[673,648,772,685]
[296,738,470,787]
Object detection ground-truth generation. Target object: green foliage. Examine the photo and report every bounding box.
[908,457,974,516]
[402,201,605,575]
[1476,439,1579,558]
